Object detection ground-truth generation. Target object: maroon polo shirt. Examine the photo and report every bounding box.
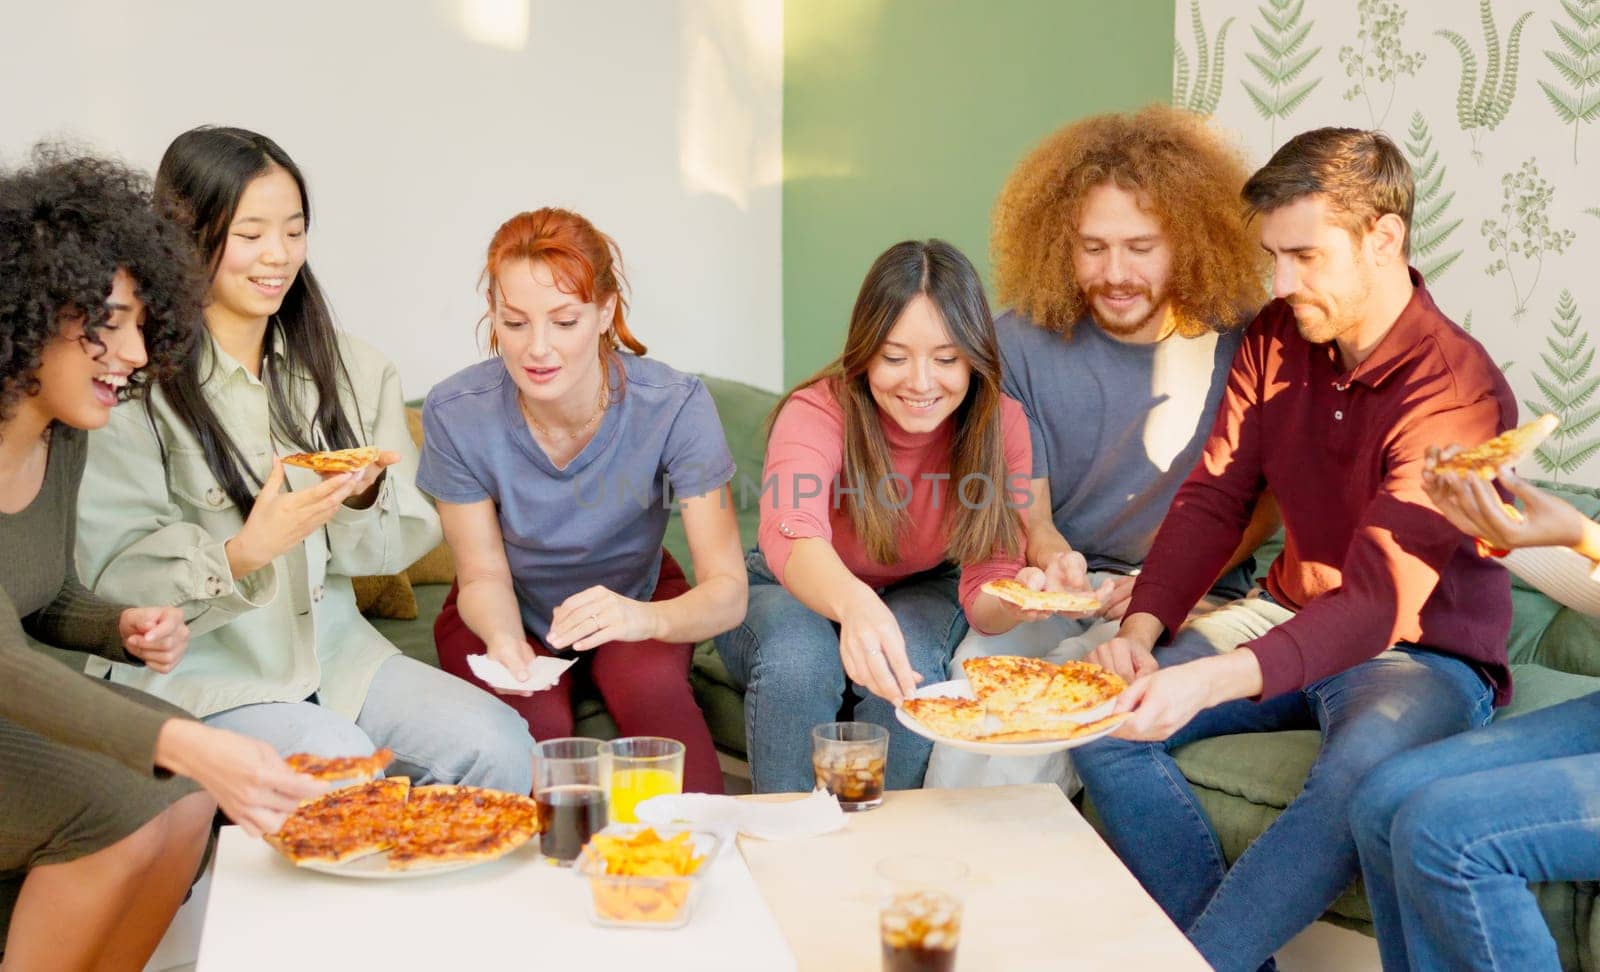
[1129,270,1516,704]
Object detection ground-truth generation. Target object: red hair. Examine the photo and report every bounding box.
[481,207,647,358]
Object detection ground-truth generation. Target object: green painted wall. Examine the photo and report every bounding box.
[782,0,1176,386]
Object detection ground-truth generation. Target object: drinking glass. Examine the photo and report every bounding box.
[604,736,685,823]
[532,737,610,864]
[876,855,969,972]
[811,721,889,811]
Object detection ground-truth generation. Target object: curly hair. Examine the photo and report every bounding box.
[0,144,202,427]
[991,104,1267,336]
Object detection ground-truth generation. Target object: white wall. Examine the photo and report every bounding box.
[0,0,784,396]
[1175,0,1600,485]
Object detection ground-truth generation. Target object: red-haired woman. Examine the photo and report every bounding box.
[420,208,745,793]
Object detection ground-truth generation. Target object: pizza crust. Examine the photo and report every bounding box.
[285,747,394,783]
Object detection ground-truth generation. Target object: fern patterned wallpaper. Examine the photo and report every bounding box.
[1173,0,1600,484]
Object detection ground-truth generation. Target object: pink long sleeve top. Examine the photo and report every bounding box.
[757,380,1031,628]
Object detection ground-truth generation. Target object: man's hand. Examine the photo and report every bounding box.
[1111,649,1264,742]
[1087,635,1159,682]
[1039,551,1116,619]
[119,606,189,673]
[1100,575,1137,621]
[1086,611,1165,682]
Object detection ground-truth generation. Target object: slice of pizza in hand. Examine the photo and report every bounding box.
[285,747,395,783]
[961,655,1059,713]
[980,578,1102,614]
[901,697,988,740]
[280,445,381,474]
[1432,414,1559,480]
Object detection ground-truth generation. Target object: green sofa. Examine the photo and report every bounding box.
[378,376,1600,964]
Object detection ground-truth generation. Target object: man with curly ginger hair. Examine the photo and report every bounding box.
[1075,128,1515,971]
[926,105,1278,789]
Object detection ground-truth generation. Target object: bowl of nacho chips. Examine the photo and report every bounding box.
[575,825,720,929]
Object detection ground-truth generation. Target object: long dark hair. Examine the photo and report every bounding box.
[772,240,1019,566]
[152,126,361,514]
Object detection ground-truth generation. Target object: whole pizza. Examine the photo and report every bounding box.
[265,778,539,871]
[898,655,1128,743]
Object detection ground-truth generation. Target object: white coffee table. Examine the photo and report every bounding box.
[196,784,1202,971]
[738,784,1209,971]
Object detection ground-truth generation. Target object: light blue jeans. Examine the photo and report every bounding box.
[714,549,968,794]
[1352,690,1600,971]
[1072,596,1494,972]
[205,654,534,794]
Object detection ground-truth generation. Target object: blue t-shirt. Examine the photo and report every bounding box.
[997,310,1254,598]
[417,354,735,643]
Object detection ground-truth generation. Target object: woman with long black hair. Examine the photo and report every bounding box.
[75,127,532,793]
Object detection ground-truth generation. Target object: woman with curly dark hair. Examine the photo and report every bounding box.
[0,147,322,970]
[74,127,533,793]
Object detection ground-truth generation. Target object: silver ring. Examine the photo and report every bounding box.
[589,613,599,627]
[866,645,883,656]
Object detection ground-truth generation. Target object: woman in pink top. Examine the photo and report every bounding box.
[714,240,1051,793]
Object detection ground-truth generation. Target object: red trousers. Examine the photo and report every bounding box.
[434,550,724,794]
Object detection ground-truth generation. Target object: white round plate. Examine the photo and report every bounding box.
[289,840,535,880]
[894,678,1123,757]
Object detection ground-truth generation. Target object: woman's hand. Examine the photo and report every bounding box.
[838,590,920,704]
[547,586,661,652]
[225,457,362,578]
[153,720,326,838]
[118,606,189,673]
[1424,451,1588,552]
[331,450,401,510]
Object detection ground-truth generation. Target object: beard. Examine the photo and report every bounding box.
[1085,282,1166,337]
[1288,267,1374,347]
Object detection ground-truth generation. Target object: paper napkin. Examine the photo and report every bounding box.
[465,653,574,693]
[634,789,848,842]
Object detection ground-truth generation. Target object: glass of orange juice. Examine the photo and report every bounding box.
[604,737,685,823]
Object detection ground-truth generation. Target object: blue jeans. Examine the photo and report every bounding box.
[1072,596,1494,972]
[205,654,535,794]
[713,549,967,793]
[1352,690,1600,971]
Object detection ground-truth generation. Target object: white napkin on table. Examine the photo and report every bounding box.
[633,789,848,843]
[466,653,574,693]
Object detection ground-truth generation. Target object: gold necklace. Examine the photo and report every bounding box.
[520,374,610,441]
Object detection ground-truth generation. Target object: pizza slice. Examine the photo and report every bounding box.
[961,655,1059,713]
[980,578,1102,614]
[980,712,1131,743]
[900,697,988,740]
[1432,414,1558,480]
[280,445,381,474]
[265,776,410,866]
[388,784,540,870]
[285,747,394,784]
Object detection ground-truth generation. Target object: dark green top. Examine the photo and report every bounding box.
[1,425,171,773]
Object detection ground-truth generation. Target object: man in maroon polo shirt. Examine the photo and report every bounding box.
[1072,128,1516,972]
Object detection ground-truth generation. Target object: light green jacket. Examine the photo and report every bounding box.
[75,331,441,719]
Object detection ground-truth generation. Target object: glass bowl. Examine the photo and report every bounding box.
[575,826,723,929]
